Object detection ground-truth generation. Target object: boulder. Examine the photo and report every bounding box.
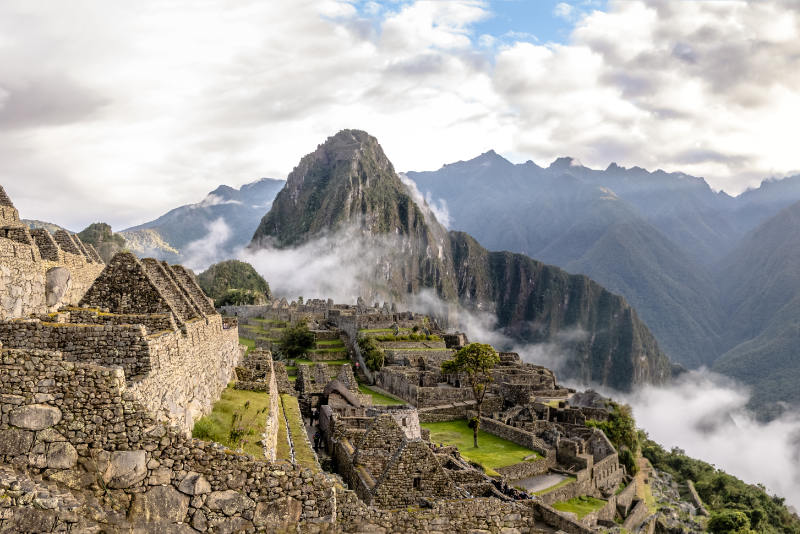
[205,490,254,516]
[9,404,62,430]
[178,472,211,495]
[46,441,78,469]
[103,450,147,489]
[253,496,302,528]
[0,428,33,455]
[128,486,189,524]
[45,267,71,307]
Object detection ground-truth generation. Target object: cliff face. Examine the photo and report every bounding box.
[252,130,458,302]
[250,130,672,389]
[450,231,672,389]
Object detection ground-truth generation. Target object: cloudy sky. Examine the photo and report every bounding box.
[3,0,800,229]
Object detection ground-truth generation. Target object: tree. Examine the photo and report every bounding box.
[708,510,752,534]
[279,320,315,359]
[358,336,385,371]
[441,343,499,448]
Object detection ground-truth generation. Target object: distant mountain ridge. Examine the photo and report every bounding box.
[121,177,285,265]
[407,151,800,416]
[250,129,673,391]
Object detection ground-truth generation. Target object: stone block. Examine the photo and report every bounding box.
[128,485,189,524]
[253,496,302,528]
[46,441,78,469]
[0,428,34,455]
[9,404,62,430]
[205,490,254,516]
[103,450,148,488]
[178,472,211,495]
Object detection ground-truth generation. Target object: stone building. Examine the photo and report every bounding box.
[0,185,105,319]
[0,250,241,433]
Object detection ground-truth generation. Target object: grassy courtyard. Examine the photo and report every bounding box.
[192,387,269,457]
[421,420,541,476]
[358,384,405,406]
[552,496,607,519]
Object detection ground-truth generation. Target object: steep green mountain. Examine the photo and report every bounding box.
[197,260,271,307]
[251,129,458,301]
[122,177,285,266]
[712,201,800,417]
[407,154,723,368]
[250,129,673,390]
[77,222,126,262]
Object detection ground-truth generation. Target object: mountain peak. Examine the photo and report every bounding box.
[549,156,581,170]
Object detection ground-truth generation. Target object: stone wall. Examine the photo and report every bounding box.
[479,416,550,456]
[0,346,335,533]
[0,234,103,320]
[0,319,153,378]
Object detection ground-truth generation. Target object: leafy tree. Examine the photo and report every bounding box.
[708,510,752,533]
[358,336,385,371]
[586,401,639,475]
[279,320,315,359]
[441,343,499,448]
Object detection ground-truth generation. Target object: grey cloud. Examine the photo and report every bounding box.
[0,76,108,129]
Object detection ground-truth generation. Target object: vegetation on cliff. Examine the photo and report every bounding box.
[197,260,270,307]
[586,401,639,475]
[641,434,800,533]
[77,222,126,262]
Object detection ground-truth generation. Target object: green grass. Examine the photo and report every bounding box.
[533,475,576,496]
[358,384,405,406]
[311,347,348,353]
[316,339,345,347]
[239,336,255,354]
[374,334,442,342]
[192,387,269,457]
[359,328,412,334]
[294,358,352,366]
[552,496,607,519]
[275,401,291,462]
[384,347,452,352]
[281,394,319,472]
[422,420,542,476]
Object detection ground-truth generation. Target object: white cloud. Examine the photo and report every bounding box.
[1,0,799,230]
[182,218,232,271]
[553,2,575,21]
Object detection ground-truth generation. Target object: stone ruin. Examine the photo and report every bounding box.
[0,183,659,532]
[0,185,105,319]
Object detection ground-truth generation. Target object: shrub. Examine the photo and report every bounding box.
[279,320,316,359]
[358,336,385,371]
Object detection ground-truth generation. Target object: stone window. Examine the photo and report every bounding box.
[401,417,407,427]
[412,477,421,490]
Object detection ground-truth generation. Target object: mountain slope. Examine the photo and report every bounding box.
[122,177,285,265]
[712,200,800,416]
[250,129,673,390]
[408,154,723,368]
